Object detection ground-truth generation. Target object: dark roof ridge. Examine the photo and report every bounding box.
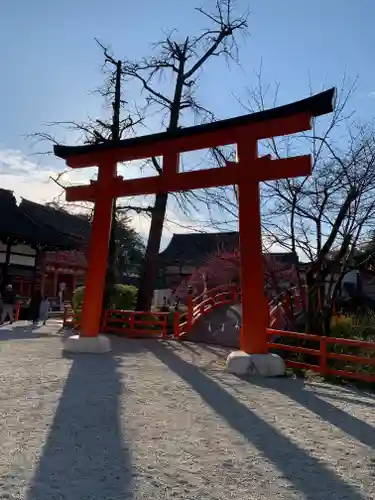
[19,198,89,244]
[20,198,88,220]
[0,190,83,249]
[54,88,336,161]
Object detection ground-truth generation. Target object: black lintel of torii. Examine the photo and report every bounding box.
[54,88,336,162]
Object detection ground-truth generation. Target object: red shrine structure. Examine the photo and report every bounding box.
[54,88,335,360]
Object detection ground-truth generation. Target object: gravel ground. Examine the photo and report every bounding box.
[0,322,375,499]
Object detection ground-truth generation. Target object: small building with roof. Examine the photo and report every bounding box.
[0,188,88,302]
[156,231,298,293]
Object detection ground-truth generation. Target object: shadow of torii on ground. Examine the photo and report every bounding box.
[148,340,369,500]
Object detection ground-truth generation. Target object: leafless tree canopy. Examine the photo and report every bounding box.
[114,0,249,310]
[192,70,375,332]
[121,0,248,129]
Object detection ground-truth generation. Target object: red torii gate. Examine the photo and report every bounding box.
[54,88,335,358]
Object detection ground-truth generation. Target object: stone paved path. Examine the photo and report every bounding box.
[0,321,375,499]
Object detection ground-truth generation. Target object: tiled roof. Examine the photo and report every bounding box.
[20,199,90,244]
[159,232,298,266]
[159,232,240,264]
[0,189,84,249]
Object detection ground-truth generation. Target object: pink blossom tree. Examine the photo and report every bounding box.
[173,248,298,301]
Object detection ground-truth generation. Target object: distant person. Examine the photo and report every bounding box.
[0,284,16,324]
[39,294,49,326]
[29,290,42,324]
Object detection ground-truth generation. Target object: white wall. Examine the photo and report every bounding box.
[0,243,36,266]
[153,289,172,308]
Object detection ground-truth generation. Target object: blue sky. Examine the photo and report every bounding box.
[1,0,375,247]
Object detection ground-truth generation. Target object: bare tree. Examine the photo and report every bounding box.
[197,72,375,334]
[117,0,249,311]
[29,41,146,302]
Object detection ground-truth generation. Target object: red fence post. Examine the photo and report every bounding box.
[129,311,135,335]
[161,314,167,339]
[320,336,328,376]
[101,309,108,333]
[187,286,193,330]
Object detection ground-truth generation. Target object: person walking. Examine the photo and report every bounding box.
[0,284,16,324]
[39,294,49,325]
[28,290,42,325]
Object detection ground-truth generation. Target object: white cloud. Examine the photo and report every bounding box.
[0,148,63,203]
[0,148,301,257]
[0,148,206,250]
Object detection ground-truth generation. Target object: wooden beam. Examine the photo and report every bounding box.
[254,155,312,182]
[65,156,312,203]
[62,114,312,169]
[54,87,336,168]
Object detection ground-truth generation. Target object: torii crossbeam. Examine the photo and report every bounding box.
[55,88,335,359]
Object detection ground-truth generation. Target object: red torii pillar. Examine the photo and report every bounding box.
[54,88,335,367]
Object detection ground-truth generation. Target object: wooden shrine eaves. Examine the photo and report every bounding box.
[54,87,335,168]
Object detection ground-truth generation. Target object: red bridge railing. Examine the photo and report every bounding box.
[63,284,375,383]
[102,309,170,338]
[268,329,375,383]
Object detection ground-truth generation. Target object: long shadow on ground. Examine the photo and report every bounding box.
[25,342,133,499]
[149,341,366,500]
[249,377,375,450]
[0,323,51,341]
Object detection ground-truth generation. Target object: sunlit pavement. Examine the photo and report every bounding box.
[0,327,374,499]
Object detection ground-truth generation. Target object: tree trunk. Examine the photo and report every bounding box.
[102,205,118,311]
[136,192,168,311]
[306,271,323,335]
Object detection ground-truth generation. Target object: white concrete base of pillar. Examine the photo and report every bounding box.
[226,351,285,377]
[63,334,111,354]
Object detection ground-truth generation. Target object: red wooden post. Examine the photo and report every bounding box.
[54,88,334,358]
[101,309,108,333]
[162,314,168,339]
[320,336,328,376]
[237,139,269,354]
[80,162,116,337]
[129,311,135,333]
[187,286,194,330]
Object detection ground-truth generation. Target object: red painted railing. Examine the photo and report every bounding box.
[176,283,299,337]
[63,284,375,383]
[64,307,170,338]
[63,284,290,336]
[268,328,375,383]
[176,284,242,338]
[102,309,170,338]
[177,284,375,383]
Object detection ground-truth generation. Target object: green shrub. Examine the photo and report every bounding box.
[327,313,375,386]
[277,313,375,385]
[330,315,353,338]
[72,286,85,311]
[72,284,138,312]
